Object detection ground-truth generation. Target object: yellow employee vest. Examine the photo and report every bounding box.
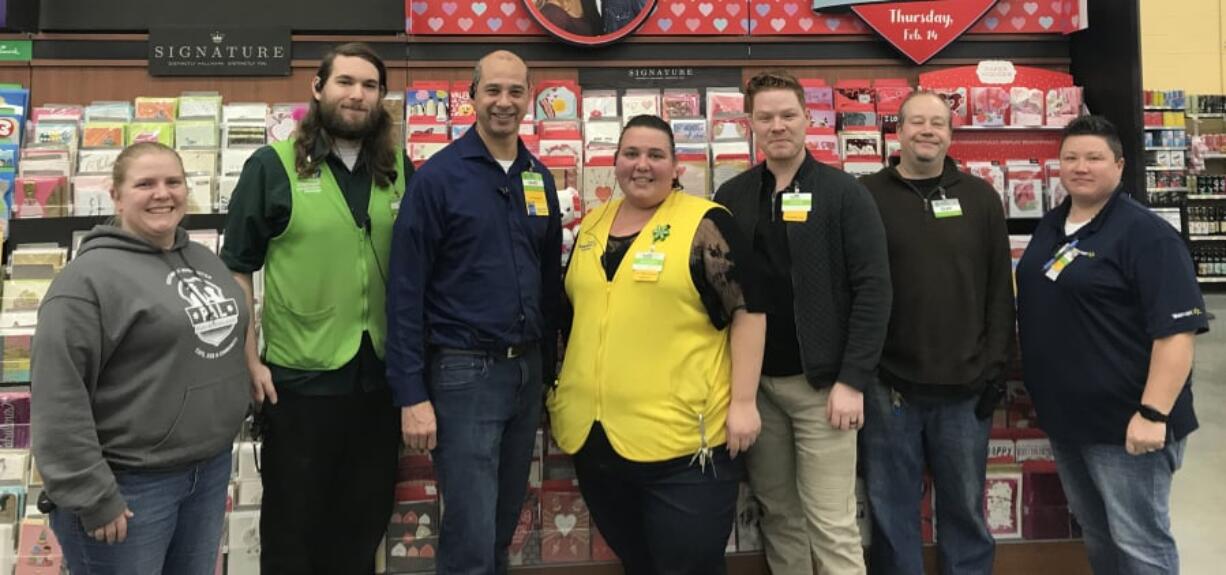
[548,192,733,462]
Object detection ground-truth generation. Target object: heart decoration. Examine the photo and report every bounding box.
[852,0,996,65]
[671,3,685,17]
[555,513,578,536]
[472,2,487,16]
[416,525,433,538]
[501,2,516,16]
[420,544,437,558]
[391,542,408,557]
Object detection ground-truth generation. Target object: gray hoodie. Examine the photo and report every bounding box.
[31,225,251,531]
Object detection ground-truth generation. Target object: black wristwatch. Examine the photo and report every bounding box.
[1137,404,1169,424]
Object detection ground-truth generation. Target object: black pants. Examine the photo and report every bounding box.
[258,388,400,574]
[573,423,741,575]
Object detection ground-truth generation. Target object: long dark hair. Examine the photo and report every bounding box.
[294,42,398,188]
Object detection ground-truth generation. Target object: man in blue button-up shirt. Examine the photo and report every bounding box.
[386,50,562,574]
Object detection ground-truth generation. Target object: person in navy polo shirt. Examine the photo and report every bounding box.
[385,50,562,574]
[1017,115,1208,575]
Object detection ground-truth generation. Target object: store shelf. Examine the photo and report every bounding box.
[1148,187,1189,192]
[953,125,1064,131]
[1143,126,1186,131]
[1188,113,1225,119]
[1188,236,1226,241]
[1187,194,1226,200]
[1144,106,1184,111]
[1150,207,1181,213]
[1145,166,1186,171]
[1198,277,1226,283]
[1145,146,1187,151]
[1203,153,1226,159]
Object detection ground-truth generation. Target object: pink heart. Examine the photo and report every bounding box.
[516,17,532,31]
[1051,1,1061,13]
[671,3,685,17]
[771,17,786,31]
[783,3,799,16]
[686,17,701,31]
[501,2,516,16]
[698,2,714,17]
[825,17,841,31]
[442,2,458,16]
[726,3,740,16]
[997,2,1011,14]
[1023,2,1038,15]
[458,17,473,31]
[1039,16,1053,29]
[1071,14,1079,27]
[1011,16,1026,29]
[427,17,444,31]
[798,17,813,31]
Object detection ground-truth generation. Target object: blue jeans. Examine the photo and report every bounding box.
[429,345,544,575]
[50,449,231,575]
[862,382,994,575]
[1050,438,1185,575]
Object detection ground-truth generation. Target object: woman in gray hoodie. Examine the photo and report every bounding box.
[31,142,251,574]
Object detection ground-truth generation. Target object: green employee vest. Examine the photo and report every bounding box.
[262,140,405,370]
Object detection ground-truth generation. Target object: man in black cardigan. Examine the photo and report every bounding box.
[714,70,891,575]
[858,91,1015,575]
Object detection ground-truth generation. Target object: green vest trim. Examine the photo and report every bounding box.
[262,139,404,370]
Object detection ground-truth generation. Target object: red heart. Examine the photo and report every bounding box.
[595,186,613,202]
[420,544,437,558]
[852,0,996,65]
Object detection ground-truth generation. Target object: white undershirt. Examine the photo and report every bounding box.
[333,141,361,171]
[1065,218,1089,236]
[498,159,514,173]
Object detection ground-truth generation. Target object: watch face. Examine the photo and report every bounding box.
[524,0,657,47]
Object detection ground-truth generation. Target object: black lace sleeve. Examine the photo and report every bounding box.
[690,207,767,330]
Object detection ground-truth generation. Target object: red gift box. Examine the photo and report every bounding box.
[540,480,590,563]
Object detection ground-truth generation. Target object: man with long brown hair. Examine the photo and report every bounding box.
[222,42,412,573]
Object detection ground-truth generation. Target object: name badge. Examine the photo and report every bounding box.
[932,198,963,219]
[1043,240,1080,282]
[781,192,812,222]
[522,172,549,216]
[632,251,666,282]
[390,198,401,218]
[299,178,322,194]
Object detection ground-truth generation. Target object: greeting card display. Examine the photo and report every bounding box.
[386,493,439,573]
[536,82,580,121]
[581,90,618,121]
[14,518,61,575]
[834,81,875,112]
[677,153,710,199]
[1010,88,1045,127]
[971,87,1010,127]
[227,510,261,575]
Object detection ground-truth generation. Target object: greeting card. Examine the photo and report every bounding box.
[711,115,749,142]
[218,176,239,213]
[706,89,744,117]
[0,334,31,384]
[677,153,710,199]
[222,148,257,176]
[186,175,214,214]
[622,90,661,122]
[839,130,882,160]
[71,175,114,217]
[972,87,1010,127]
[874,82,913,115]
[82,123,125,149]
[1007,162,1045,218]
[449,81,475,120]
[0,486,24,523]
[12,178,68,219]
[535,81,580,121]
[1044,159,1066,211]
[177,93,222,120]
[223,103,269,124]
[1046,87,1083,127]
[0,451,28,484]
[662,89,700,120]
[0,426,28,450]
[14,518,61,575]
[540,486,589,564]
[175,120,219,149]
[1010,88,1045,127]
[582,157,619,212]
[267,103,307,144]
[84,101,133,123]
[406,82,449,121]
[508,489,541,566]
[581,90,618,121]
[226,510,261,575]
[125,122,173,147]
[800,79,833,108]
[929,87,969,127]
[834,81,875,112]
[134,97,178,122]
[736,483,762,551]
[967,161,1008,214]
[223,123,266,148]
[77,149,121,175]
[712,154,750,191]
[806,105,837,129]
[984,469,1024,539]
[179,149,219,176]
[670,118,708,145]
[32,122,78,148]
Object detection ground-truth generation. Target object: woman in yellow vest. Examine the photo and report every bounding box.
[548,115,767,574]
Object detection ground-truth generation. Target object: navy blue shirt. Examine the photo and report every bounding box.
[385,128,563,407]
[1017,189,1208,445]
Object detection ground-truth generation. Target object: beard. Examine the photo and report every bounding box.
[319,98,381,141]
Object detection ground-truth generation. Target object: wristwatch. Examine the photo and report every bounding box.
[1137,404,1169,424]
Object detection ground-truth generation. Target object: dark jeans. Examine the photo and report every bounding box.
[430,345,544,575]
[862,381,994,575]
[1051,437,1186,575]
[258,388,400,574]
[51,449,231,575]
[573,423,741,575]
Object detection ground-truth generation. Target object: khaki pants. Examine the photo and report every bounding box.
[746,375,865,575]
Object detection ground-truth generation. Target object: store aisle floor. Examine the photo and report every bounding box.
[1172,293,1226,575]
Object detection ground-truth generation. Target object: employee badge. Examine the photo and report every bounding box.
[781,191,813,222]
[1044,239,1081,282]
[632,250,665,282]
[932,198,963,219]
[522,171,549,216]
